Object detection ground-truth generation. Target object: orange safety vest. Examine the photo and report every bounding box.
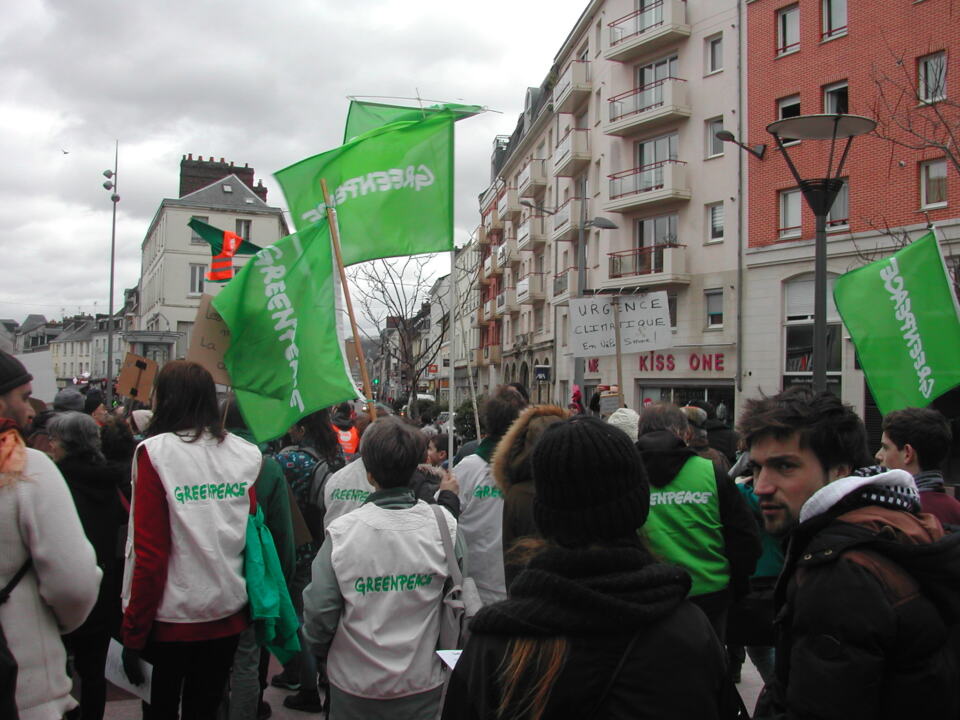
[333,425,360,459]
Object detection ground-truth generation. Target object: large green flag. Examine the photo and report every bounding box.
[274,111,454,267]
[833,230,960,414]
[343,100,482,142]
[212,219,359,441]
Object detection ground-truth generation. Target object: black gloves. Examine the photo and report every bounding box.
[122,646,145,686]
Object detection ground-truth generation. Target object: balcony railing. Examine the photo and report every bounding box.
[554,60,592,113]
[518,159,547,197]
[608,242,684,279]
[554,268,576,295]
[605,0,690,62]
[609,2,665,47]
[609,160,686,199]
[554,128,590,176]
[609,78,685,122]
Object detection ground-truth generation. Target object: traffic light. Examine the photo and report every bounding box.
[373,377,380,385]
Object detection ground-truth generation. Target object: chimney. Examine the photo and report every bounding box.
[178,155,268,201]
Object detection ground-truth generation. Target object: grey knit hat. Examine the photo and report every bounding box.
[606,407,640,442]
[53,387,85,412]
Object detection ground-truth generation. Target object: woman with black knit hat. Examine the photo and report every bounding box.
[442,416,737,720]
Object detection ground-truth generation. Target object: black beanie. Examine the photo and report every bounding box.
[532,416,650,547]
[0,351,32,396]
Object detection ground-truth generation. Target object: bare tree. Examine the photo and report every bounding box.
[350,256,448,421]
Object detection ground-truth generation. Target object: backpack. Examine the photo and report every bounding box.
[1,560,32,720]
[296,447,336,544]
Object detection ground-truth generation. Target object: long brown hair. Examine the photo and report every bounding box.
[147,361,225,442]
[497,637,569,720]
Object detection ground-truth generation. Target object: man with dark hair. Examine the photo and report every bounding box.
[456,386,528,604]
[875,407,960,524]
[301,415,459,719]
[636,402,759,641]
[740,387,960,719]
[689,398,740,464]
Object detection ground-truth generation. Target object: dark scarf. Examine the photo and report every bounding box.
[471,543,691,637]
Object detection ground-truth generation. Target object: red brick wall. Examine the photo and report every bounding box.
[747,0,960,248]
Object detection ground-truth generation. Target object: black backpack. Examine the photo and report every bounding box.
[296,447,336,544]
[1,559,32,720]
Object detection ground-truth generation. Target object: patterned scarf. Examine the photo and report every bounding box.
[0,418,26,487]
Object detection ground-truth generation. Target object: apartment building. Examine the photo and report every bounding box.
[132,156,287,365]
[474,0,743,410]
[742,0,960,436]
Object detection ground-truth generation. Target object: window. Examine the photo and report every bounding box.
[637,213,678,248]
[705,290,724,328]
[921,159,948,208]
[777,94,801,144]
[784,274,842,380]
[779,188,802,238]
[705,33,723,74]
[706,202,724,242]
[827,179,849,230]
[189,264,205,295]
[190,216,209,243]
[706,117,725,158]
[236,219,252,242]
[777,5,800,56]
[823,81,848,114]
[919,52,947,103]
[821,0,847,40]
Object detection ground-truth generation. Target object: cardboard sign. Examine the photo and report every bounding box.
[186,294,232,386]
[116,353,158,401]
[568,292,671,358]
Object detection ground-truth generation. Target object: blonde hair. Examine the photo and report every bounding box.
[497,636,569,720]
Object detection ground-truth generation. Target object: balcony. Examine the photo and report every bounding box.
[483,253,493,277]
[605,160,691,213]
[604,0,691,63]
[517,215,547,251]
[604,78,690,136]
[483,209,502,235]
[488,247,503,276]
[552,267,578,301]
[496,287,518,316]
[476,224,489,246]
[514,331,535,351]
[497,236,519,268]
[601,242,690,290]
[553,128,590,177]
[498,186,520,221]
[518,159,547,198]
[485,298,495,319]
[552,197,583,242]
[483,344,502,366]
[473,348,486,367]
[517,274,545,304]
[553,60,592,114]
[472,303,486,328]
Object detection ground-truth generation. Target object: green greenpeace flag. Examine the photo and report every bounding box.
[833,231,960,414]
[212,219,359,441]
[343,100,482,142]
[274,111,454,267]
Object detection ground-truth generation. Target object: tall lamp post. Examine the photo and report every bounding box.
[718,114,874,393]
[102,141,120,407]
[519,197,617,406]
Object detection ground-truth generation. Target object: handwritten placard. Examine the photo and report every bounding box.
[187,294,232,386]
[116,353,158,401]
[568,292,671,358]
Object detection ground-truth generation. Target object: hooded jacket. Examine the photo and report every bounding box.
[760,471,960,720]
[636,431,760,608]
[492,405,567,587]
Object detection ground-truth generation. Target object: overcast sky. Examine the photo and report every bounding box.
[0,0,588,325]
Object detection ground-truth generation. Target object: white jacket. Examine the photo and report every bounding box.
[323,458,373,527]
[0,449,100,720]
[325,500,456,699]
[455,454,506,605]
[122,432,260,622]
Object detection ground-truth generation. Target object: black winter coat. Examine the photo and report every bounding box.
[442,544,738,720]
[759,505,960,720]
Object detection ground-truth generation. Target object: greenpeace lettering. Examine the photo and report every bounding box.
[300,164,436,224]
[649,490,713,506]
[173,481,248,504]
[330,488,370,503]
[353,572,435,596]
[880,257,935,399]
[254,246,305,412]
[473,485,503,499]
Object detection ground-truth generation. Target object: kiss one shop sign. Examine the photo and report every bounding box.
[636,351,727,373]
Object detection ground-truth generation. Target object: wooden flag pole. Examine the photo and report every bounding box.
[612,295,626,409]
[321,179,377,421]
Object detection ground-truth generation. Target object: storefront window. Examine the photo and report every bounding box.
[783,273,842,392]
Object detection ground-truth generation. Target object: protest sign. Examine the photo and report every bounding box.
[568,292,671,358]
[186,294,232,386]
[116,353,158,401]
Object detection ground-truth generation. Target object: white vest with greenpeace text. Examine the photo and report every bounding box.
[326,500,457,699]
[455,453,506,605]
[122,431,260,623]
[323,458,373,527]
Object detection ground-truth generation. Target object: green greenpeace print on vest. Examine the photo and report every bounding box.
[212,218,360,442]
[833,230,960,414]
[173,481,248,504]
[330,488,370,503]
[274,111,454,267]
[354,573,435,596]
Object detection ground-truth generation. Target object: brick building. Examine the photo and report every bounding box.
[741,0,960,435]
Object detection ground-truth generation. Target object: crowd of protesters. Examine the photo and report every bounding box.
[2,346,960,719]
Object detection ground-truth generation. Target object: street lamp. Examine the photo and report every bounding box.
[519,198,618,404]
[713,130,767,160]
[102,141,120,407]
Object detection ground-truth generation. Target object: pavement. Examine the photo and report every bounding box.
[101,654,766,719]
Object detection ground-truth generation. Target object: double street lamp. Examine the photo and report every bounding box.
[102,141,120,406]
[718,113,875,393]
[519,197,617,403]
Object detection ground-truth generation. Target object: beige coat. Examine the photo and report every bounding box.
[0,448,101,719]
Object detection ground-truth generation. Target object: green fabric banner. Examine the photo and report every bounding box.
[274,111,454,267]
[212,219,359,441]
[343,100,482,142]
[833,231,960,414]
